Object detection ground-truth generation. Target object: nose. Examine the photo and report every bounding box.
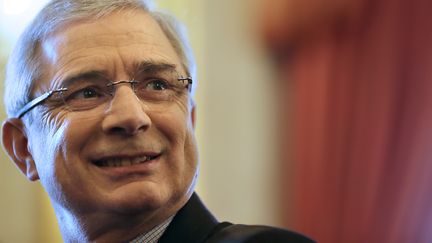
[102,85,151,135]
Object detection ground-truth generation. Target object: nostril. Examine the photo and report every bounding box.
[107,122,148,135]
[102,107,151,135]
[109,126,126,134]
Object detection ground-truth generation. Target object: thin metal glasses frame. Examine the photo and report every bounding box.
[15,77,192,119]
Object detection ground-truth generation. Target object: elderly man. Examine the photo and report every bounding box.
[2,0,313,242]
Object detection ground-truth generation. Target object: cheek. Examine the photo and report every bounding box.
[60,115,101,155]
[29,113,67,163]
[27,113,70,190]
[153,100,193,146]
[180,125,199,195]
[167,103,198,174]
[29,111,96,176]
[184,130,199,172]
[152,101,197,165]
[28,113,98,201]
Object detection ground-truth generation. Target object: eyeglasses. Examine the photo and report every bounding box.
[15,69,192,118]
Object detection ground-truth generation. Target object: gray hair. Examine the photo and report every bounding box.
[4,0,196,118]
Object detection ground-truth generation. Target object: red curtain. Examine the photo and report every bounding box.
[261,0,432,242]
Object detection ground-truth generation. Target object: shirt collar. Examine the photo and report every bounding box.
[129,215,174,243]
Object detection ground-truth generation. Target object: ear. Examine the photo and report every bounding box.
[2,118,39,181]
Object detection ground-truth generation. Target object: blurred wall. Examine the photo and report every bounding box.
[198,0,278,226]
[0,0,279,242]
[261,0,432,242]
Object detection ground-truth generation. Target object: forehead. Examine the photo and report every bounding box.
[40,9,182,85]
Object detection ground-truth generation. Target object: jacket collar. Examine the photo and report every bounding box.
[158,193,219,243]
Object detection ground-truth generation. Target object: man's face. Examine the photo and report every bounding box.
[24,10,198,217]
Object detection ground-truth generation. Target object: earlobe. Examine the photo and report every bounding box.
[24,156,39,181]
[2,118,39,181]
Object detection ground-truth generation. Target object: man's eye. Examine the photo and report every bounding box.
[145,79,169,91]
[67,87,103,100]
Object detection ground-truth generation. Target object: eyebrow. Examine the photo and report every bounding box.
[60,70,109,88]
[132,61,177,75]
[58,61,178,88]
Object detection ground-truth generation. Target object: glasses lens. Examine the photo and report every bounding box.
[60,74,110,111]
[133,69,189,102]
[56,70,190,112]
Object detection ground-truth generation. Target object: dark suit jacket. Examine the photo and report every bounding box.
[158,193,315,243]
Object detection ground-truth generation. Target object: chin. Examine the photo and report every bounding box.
[105,186,181,214]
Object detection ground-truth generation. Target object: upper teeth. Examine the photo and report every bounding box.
[101,155,152,167]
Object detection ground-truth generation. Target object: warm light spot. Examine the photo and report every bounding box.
[0,0,50,47]
[2,0,32,15]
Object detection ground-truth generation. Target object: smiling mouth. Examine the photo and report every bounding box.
[93,154,160,167]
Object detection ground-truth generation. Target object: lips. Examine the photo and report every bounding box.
[92,154,160,167]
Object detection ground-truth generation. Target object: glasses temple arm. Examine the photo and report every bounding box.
[15,91,56,118]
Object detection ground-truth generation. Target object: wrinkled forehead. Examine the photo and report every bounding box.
[38,9,183,89]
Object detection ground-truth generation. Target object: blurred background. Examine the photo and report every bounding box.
[0,0,279,242]
[2,0,432,243]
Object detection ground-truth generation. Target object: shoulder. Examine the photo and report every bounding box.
[205,223,315,243]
